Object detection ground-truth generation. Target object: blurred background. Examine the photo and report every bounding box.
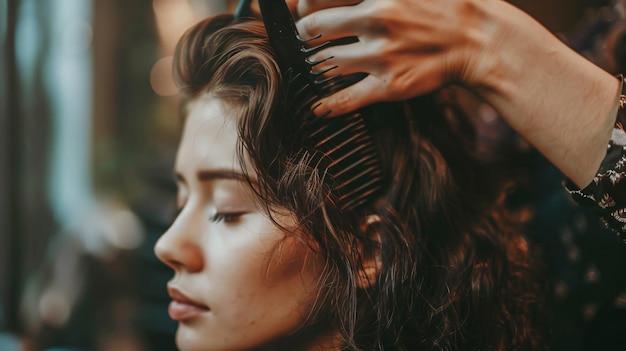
[0,0,625,350]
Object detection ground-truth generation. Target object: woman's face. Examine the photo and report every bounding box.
[154,95,324,351]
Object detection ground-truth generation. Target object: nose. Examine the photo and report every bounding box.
[154,208,204,272]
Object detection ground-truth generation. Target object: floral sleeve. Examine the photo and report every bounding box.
[567,128,626,241]
[567,75,626,240]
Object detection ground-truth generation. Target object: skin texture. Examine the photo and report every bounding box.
[287,0,622,188]
[154,95,336,351]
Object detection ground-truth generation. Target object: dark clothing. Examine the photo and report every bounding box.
[568,128,626,240]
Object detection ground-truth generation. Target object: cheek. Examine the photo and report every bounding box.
[176,218,325,350]
[206,219,322,318]
[260,236,323,320]
[219,235,320,307]
[265,235,320,288]
[235,237,319,322]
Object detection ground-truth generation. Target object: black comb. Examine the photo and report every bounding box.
[258,0,384,210]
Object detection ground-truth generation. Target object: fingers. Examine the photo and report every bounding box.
[314,74,389,117]
[296,0,362,18]
[308,42,371,78]
[296,5,363,41]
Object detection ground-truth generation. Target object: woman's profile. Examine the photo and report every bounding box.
[154,12,548,351]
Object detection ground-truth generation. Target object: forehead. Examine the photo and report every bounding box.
[176,95,240,172]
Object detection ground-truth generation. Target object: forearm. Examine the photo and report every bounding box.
[469,0,621,188]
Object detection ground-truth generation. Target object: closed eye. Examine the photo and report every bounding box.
[210,213,245,224]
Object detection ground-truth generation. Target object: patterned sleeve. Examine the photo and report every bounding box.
[567,128,626,241]
[567,75,626,240]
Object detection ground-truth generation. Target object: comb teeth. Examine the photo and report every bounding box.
[259,0,384,210]
[306,113,384,210]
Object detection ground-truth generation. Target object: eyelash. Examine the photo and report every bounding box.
[172,202,244,224]
[210,213,244,223]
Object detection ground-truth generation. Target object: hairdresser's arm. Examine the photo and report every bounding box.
[290,0,622,188]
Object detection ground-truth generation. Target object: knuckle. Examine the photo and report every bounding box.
[333,91,354,114]
[296,2,309,18]
[360,2,392,34]
[301,14,320,36]
[391,73,411,96]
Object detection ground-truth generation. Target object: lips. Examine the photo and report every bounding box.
[167,286,210,321]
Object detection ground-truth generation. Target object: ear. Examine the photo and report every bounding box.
[356,214,383,289]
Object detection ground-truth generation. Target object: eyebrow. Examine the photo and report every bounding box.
[198,169,247,181]
[174,169,253,184]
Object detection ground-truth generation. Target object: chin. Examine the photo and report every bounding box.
[175,323,211,351]
[175,323,265,351]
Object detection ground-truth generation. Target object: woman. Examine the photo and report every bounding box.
[154,14,547,351]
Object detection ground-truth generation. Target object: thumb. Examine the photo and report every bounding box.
[315,75,388,117]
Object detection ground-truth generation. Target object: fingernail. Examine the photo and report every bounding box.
[312,101,333,118]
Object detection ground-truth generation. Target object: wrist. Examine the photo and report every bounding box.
[455,0,517,91]
[454,0,620,187]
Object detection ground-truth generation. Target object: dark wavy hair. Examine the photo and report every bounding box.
[173,14,548,351]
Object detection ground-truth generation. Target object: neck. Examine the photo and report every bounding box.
[258,322,343,351]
